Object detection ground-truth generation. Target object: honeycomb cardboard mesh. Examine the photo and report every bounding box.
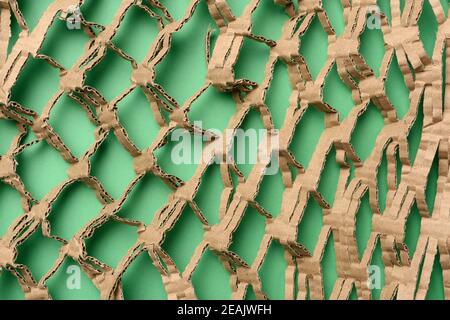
[0,0,449,300]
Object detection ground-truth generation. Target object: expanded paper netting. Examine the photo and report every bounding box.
[0,0,449,300]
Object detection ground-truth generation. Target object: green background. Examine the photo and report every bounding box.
[0,0,448,299]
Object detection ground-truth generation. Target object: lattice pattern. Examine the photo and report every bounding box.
[0,0,449,300]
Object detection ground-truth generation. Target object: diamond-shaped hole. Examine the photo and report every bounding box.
[323,0,345,36]
[385,55,410,119]
[265,61,292,129]
[122,252,167,299]
[154,130,198,182]
[113,7,159,62]
[0,182,25,237]
[298,196,323,253]
[425,252,445,299]
[194,164,224,225]
[377,151,388,213]
[111,6,160,63]
[162,206,204,273]
[191,249,232,299]
[47,182,103,240]
[359,21,385,77]
[378,147,404,214]
[317,147,340,206]
[404,202,421,259]
[396,149,403,188]
[323,63,354,119]
[160,0,192,21]
[418,0,438,58]
[226,0,246,17]
[245,286,257,300]
[349,284,358,300]
[321,233,337,300]
[155,1,211,104]
[255,168,283,218]
[252,0,288,40]
[90,133,136,199]
[356,193,373,260]
[407,98,423,164]
[11,57,60,114]
[39,13,91,69]
[233,108,264,179]
[229,206,266,265]
[117,88,161,151]
[17,139,69,201]
[290,105,325,169]
[116,174,171,224]
[441,0,450,16]
[300,15,328,80]
[378,0,392,25]
[7,5,21,56]
[425,150,439,215]
[0,119,19,155]
[188,86,236,132]
[370,239,385,300]
[49,94,97,159]
[400,0,406,14]
[234,38,271,85]
[259,242,287,299]
[86,220,139,268]
[17,0,54,30]
[350,102,384,161]
[85,48,133,102]
[16,226,62,280]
